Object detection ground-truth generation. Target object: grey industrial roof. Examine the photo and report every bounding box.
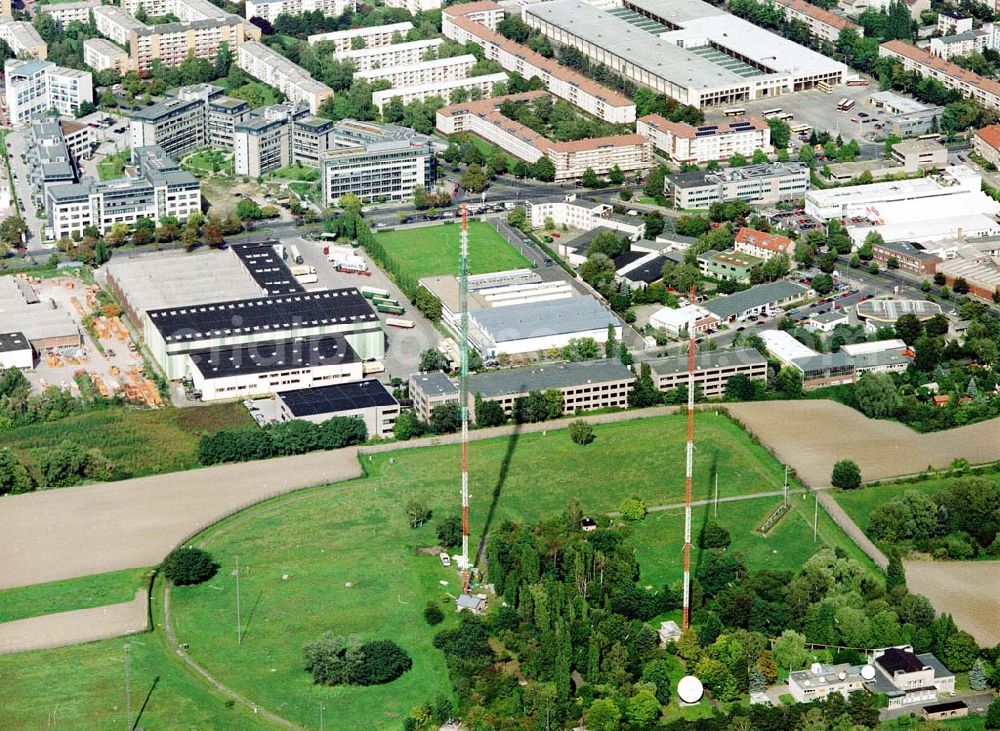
[104,250,262,317]
[875,240,942,261]
[647,347,766,376]
[792,351,853,373]
[811,310,848,324]
[704,281,810,320]
[0,277,79,343]
[410,370,458,398]
[526,0,755,89]
[470,295,619,342]
[853,350,910,369]
[468,358,634,398]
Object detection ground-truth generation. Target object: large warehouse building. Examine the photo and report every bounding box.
[144,288,384,380]
[522,0,848,107]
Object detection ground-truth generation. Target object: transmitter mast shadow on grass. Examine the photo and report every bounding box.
[475,423,522,571]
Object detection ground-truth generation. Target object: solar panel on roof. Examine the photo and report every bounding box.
[279,379,397,417]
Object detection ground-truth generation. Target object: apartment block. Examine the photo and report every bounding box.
[335,38,442,72]
[5,59,92,126]
[647,348,767,398]
[93,5,147,45]
[83,38,129,73]
[40,0,101,27]
[46,145,200,240]
[880,39,1000,110]
[0,16,47,59]
[372,73,507,111]
[307,21,413,51]
[668,162,810,208]
[322,139,435,204]
[356,54,476,88]
[207,94,251,148]
[237,40,333,114]
[637,114,772,165]
[771,0,861,42]
[26,117,79,210]
[526,193,645,238]
[245,0,354,23]
[234,103,304,178]
[437,92,651,180]
[733,227,795,262]
[443,2,635,123]
[129,15,259,72]
[120,0,229,22]
[384,0,441,13]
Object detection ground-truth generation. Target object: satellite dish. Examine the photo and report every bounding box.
[677,675,704,704]
[838,671,847,681]
[810,662,823,675]
[861,664,876,681]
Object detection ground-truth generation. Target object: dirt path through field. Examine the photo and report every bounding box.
[905,561,1000,647]
[0,450,362,590]
[0,589,147,654]
[725,401,1000,487]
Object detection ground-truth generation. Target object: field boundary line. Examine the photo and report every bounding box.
[161,581,300,730]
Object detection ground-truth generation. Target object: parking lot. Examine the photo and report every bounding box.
[704,84,886,152]
[288,233,445,381]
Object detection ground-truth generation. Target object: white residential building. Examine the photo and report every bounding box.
[245,0,355,23]
[637,114,772,164]
[83,38,130,73]
[5,59,93,126]
[307,21,413,51]
[0,16,48,59]
[371,72,506,111]
[384,0,441,14]
[356,54,476,88]
[880,40,1000,111]
[649,304,719,336]
[120,0,230,22]
[322,138,436,204]
[93,5,147,45]
[772,0,862,42]
[40,0,101,27]
[237,40,333,114]
[526,193,645,237]
[335,38,443,71]
[45,146,200,240]
[929,25,1000,60]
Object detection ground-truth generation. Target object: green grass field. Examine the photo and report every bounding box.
[269,163,321,182]
[97,150,131,181]
[375,220,532,280]
[0,414,875,729]
[4,403,251,479]
[0,568,151,623]
[183,148,234,176]
[0,575,266,730]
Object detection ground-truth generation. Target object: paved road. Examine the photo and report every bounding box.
[0,589,147,654]
[0,450,362,590]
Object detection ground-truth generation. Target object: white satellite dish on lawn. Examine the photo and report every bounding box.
[677,675,704,704]
[861,664,876,681]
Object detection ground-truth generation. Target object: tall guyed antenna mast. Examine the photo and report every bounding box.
[459,203,471,593]
[682,285,696,631]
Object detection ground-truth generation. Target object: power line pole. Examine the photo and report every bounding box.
[714,472,718,518]
[236,555,242,646]
[814,494,819,542]
[783,465,788,507]
[124,643,132,731]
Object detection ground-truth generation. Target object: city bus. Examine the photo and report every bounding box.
[845,79,870,87]
[836,98,856,112]
[775,112,794,122]
[762,108,783,118]
[386,317,415,329]
[790,123,813,136]
[722,107,746,117]
[918,133,943,141]
[816,80,833,93]
[360,285,390,300]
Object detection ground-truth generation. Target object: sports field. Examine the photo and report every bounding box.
[0,413,874,729]
[374,220,531,280]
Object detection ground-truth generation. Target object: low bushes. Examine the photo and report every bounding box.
[197,417,367,465]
